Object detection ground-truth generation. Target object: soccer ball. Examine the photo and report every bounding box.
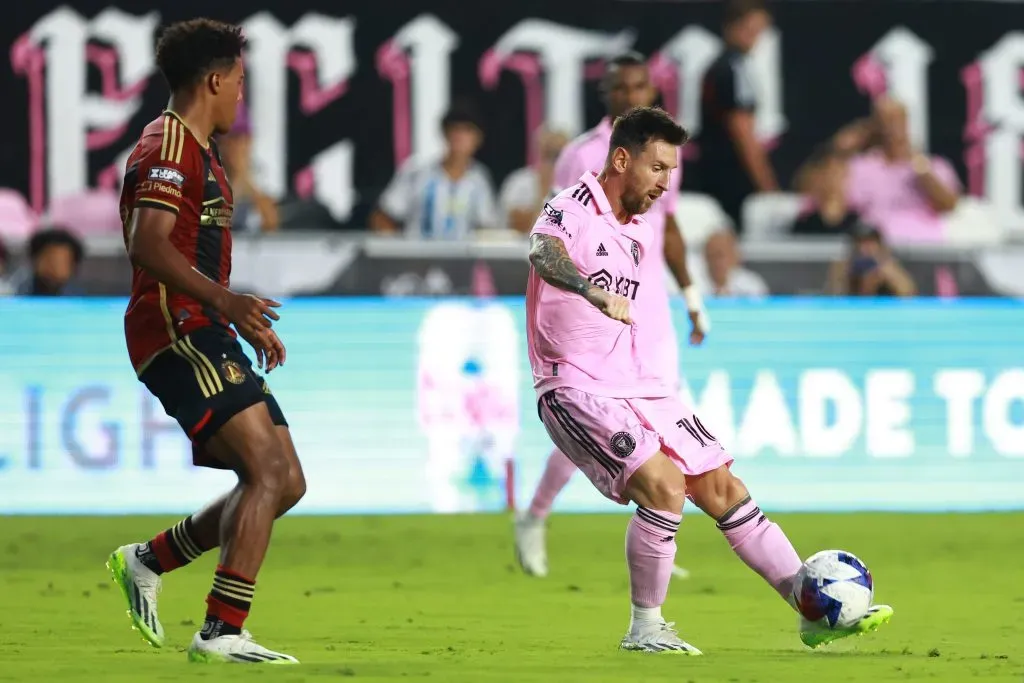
[793,550,873,629]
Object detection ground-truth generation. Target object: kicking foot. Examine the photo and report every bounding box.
[514,513,548,577]
[800,604,894,649]
[620,620,703,654]
[106,544,164,648]
[187,630,299,664]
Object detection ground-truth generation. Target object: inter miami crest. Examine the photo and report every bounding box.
[630,240,640,266]
[610,431,637,457]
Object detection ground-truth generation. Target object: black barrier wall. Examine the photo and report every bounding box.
[6,1,1023,230]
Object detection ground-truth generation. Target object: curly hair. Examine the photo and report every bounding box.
[155,18,246,92]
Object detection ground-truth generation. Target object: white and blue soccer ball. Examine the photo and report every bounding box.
[794,550,874,629]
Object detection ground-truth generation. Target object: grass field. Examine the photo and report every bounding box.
[1,513,1021,682]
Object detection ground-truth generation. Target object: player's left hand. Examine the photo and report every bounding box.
[244,328,287,372]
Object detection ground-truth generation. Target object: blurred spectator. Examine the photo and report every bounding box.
[0,189,40,242]
[371,105,497,239]
[696,228,769,297]
[10,228,84,296]
[844,97,960,244]
[790,144,864,237]
[499,127,569,234]
[826,224,917,297]
[697,0,777,230]
[219,102,280,233]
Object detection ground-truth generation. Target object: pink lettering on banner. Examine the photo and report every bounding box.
[960,63,992,198]
[10,34,46,211]
[376,39,412,167]
[85,44,149,150]
[288,51,349,115]
[648,51,700,161]
[480,50,545,166]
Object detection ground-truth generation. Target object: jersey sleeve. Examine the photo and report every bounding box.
[131,118,198,214]
[529,198,583,251]
[378,159,417,222]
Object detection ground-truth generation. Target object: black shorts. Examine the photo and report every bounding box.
[140,325,288,467]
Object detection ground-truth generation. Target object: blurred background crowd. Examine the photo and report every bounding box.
[1,0,1020,301]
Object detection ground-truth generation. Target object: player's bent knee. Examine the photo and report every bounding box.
[624,452,687,513]
[278,463,307,514]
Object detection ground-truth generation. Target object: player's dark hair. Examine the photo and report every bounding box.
[723,0,770,26]
[28,227,84,265]
[155,19,246,92]
[602,51,647,90]
[610,106,689,157]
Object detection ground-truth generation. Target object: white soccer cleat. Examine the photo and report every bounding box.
[187,630,299,664]
[514,513,548,577]
[671,564,691,580]
[620,620,703,655]
[106,543,165,647]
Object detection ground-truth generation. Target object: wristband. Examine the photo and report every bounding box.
[683,285,711,333]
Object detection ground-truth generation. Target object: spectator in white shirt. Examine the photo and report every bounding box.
[499,127,568,234]
[698,228,769,298]
[371,106,497,240]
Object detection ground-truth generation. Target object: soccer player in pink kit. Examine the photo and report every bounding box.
[525,106,893,653]
[515,52,707,579]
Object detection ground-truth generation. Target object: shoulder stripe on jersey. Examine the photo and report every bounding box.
[160,115,186,164]
[570,183,592,208]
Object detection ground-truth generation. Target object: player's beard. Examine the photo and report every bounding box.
[622,189,653,216]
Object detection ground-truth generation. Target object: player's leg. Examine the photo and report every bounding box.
[618,452,700,654]
[186,403,304,664]
[685,466,802,603]
[537,389,700,654]
[685,465,893,647]
[514,447,576,577]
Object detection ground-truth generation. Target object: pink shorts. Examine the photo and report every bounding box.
[538,387,733,505]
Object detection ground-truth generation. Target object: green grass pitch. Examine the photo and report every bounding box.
[0,513,1021,682]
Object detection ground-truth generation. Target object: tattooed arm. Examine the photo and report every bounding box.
[528,233,592,297]
[529,233,632,323]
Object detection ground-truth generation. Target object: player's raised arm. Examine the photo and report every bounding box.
[529,233,632,324]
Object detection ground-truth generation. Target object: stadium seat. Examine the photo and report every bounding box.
[0,188,39,241]
[674,192,731,245]
[741,192,805,243]
[46,190,122,236]
[943,196,1005,247]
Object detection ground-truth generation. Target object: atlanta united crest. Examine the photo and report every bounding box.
[221,359,247,385]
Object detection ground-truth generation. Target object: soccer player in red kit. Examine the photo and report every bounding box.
[105,19,304,664]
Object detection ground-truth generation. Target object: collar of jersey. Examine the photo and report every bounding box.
[578,171,614,216]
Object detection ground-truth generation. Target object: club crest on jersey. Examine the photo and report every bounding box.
[631,240,640,266]
[610,431,636,457]
[221,360,247,385]
[148,166,185,187]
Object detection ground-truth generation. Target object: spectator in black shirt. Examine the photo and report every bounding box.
[697,0,777,230]
[791,143,864,237]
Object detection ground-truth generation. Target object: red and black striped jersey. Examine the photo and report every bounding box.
[120,110,236,373]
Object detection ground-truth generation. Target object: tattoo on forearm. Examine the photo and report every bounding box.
[529,234,590,296]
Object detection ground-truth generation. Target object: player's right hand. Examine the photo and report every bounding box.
[247,328,287,372]
[223,292,281,339]
[585,287,632,324]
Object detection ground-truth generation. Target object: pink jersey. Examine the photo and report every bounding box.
[526,172,675,400]
[552,117,682,385]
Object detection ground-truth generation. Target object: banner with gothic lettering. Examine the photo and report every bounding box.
[5,1,1023,232]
